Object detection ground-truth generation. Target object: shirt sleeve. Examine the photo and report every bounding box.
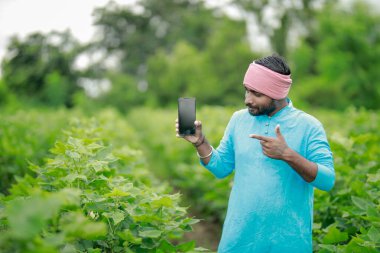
[199,112,236,179]
[307,123,335,191]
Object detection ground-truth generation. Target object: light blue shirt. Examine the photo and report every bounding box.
[200,100,335,253]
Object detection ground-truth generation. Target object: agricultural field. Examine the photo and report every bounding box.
[0,106,379,252]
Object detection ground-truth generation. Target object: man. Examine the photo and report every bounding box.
[175,55,335,253]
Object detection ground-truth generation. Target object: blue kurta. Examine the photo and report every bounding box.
[199,100,335,253]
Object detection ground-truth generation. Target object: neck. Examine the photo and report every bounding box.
[268,98,288,116]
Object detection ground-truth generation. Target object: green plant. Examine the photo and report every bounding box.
[0,118,208,252]
[313,109,380,252]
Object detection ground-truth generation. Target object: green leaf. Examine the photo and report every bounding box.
[152,196,173,208]
[351,196,374,211]
[87,143,104,151]
[61,212,107,240]
[88,175,109,188]
[61,244,77,253]
[63,173,87,183]
[318,244,336,252]
[50,141,66,155]
[313,223,322,230]
[158,240,176,252]
[118,229,142,244]
[183,217,200,225]
[366,207,380,222]
[65,150,81,160]
[367,173,380,183]
[104,188,130,198]
[133,213,160,223]
[6,195,61,240]
[367,226,380,242]
[87,249,102,253]
[139,229,162,238]
[107,210,125,225]
[55,188,81,207]
[322,225,349,244]
[90,160,109,173]
[176,240,196,252]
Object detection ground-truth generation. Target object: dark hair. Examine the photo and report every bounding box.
[254,54,291,75]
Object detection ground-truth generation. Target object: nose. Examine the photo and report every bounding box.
[245,91,253,106]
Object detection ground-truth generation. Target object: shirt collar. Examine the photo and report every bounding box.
[268,98,293,119]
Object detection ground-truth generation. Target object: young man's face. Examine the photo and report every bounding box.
[244,86,276,116]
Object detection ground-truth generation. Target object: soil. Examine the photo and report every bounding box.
[183,216,222,251]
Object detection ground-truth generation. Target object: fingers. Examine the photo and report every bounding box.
[175,119,202,138]
[249,134,261,139]
[249,134,270,142]
[175,118,181,138]
[250,125,284,142]
[175,129,182,138]
[261,148,271,158]
[275,124,283,139]
[194,120,202,136]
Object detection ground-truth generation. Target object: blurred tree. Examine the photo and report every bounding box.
[202,18,257,105]
[291,1,380,110]
[1,30,84,107]
[146,41,214,106]
[91,0,255,108]
[92,72,147,113]
[232,0,333,57]
[92,0,219,76]
[0,79,9,106]
[146,18,254,107]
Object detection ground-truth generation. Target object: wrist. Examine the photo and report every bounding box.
[197,147,213,159]
[281,147,294,162]
[193,135,205,147]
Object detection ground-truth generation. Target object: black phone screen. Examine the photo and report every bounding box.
[178,97,196,135]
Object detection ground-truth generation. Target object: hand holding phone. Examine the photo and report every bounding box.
[176,97,204,144]
[178,97,196,136]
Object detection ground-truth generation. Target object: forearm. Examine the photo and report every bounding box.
[282,148,318,183]
[194,135,213,165]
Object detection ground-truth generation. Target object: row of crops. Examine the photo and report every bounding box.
[127,106,380,252]
[0,106,379,252]
[0,109,207,253]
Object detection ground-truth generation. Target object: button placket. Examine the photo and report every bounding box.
[265,117,271,134]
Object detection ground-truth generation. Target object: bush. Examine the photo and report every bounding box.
[0,118,207,252]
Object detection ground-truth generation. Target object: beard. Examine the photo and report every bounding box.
[247,99,276,116]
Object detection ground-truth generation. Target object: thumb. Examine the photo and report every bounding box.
[194,120,203,136]
[275,124,284,139]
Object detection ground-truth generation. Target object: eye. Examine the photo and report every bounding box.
[245,88,262,97]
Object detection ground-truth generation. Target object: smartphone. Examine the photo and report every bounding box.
[178,97,196,136]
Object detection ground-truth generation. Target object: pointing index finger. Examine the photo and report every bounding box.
[249,134,271,142]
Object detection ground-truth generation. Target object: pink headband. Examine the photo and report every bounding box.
[243,63,292,99]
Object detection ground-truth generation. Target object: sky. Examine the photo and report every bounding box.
[0,0,138,65]
[0,0,236,66]
[0,0,378,69]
